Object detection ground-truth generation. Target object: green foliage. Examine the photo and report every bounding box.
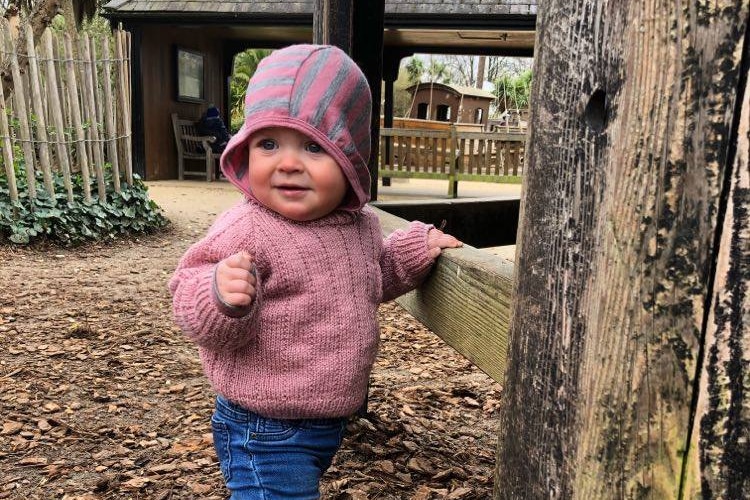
[0,166,169,246]
[229,48,273,131]
[493,69,532,111]
[391,66,418,118]
[404,57,425,85]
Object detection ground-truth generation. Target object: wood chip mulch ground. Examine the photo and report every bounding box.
[0,200,502,500]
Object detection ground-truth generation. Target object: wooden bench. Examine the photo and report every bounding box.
[171,113,220,181]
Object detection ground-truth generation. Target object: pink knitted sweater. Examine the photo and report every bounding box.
[169,199,434,419]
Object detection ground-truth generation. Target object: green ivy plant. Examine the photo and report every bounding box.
[0,165,169,246]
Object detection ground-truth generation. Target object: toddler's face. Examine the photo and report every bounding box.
[247,128,348,221]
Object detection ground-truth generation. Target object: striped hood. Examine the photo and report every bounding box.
[220,44,373,212]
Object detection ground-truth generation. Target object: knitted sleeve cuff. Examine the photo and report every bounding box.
[212,265,255,318]
[172,266,258,350]
[381,221,436,301]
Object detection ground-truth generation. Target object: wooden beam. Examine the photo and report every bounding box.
[494,1,749,498]
[374,207,514,382]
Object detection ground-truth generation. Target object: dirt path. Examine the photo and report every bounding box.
[0,183,502,499]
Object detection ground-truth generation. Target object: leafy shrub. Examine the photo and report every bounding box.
[0,166,169,246]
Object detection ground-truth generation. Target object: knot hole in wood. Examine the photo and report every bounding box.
[584,88,607,133]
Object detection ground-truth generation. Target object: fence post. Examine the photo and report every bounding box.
[114,29,132,185]
[43,29,74,203]
[494,1,749,498]
[63,33,91,203]
[448,125,458,198]
[24,24,54,201]
[1,18,36,200]
[101,35,121,193]
[80,33,106,200]
[0,81,17,204]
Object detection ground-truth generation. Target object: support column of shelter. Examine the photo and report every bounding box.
[381,53,404,188]
[313,0,385,201]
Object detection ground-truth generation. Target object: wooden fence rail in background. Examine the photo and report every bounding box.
[379,126,526,197]
[0,22,131,205]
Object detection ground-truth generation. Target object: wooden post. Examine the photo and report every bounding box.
[80,33,106,200]
[23,24,54,200]
[312,0,352,51]
[2,18,36,200]
[684,51,750,499]
[102,35,121,193]
[313,0,384,201]
[494,1,749,498]
[352,1,385,202]
[117,29,133,184]
[448,125,458,198]
[63,33,91,203]
[0,80,18,204]
[90,35,107,172]
[43,29,74,203]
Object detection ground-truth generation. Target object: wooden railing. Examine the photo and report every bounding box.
[378,126,526,197]
[375,207,514,382]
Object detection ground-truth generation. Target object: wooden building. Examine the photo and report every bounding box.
[101,0,536,181]
[406,82,496,125]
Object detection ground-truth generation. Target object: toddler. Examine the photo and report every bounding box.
[169,44,461,499]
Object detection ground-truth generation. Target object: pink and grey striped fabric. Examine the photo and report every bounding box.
[220,44,373,211]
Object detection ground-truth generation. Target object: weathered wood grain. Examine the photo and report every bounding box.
[685,54,750,499]
[63,33,91,202]
[0,78,17,203]
[374,207,514,382]
[102,35,121,193]
[24,25,54,199]
[494,1,749,498]
[42,29,74,202]
[2,18,37,200]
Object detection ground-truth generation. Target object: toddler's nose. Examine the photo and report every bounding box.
[277,149,303,172]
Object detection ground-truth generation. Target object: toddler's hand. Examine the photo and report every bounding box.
[427,228,462,259]
[215,251,257,307]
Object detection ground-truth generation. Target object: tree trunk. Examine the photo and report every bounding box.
[1,0,61,100]
[494,1,749,498]
[476,55,486,89]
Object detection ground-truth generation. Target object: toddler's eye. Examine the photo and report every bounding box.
[258,139,277,150]
[305,142,323,153]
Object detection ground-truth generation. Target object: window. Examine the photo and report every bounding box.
[436,104,451,122]
[417,103,429,119]
[474,108,484,124]
[176,47,205,102]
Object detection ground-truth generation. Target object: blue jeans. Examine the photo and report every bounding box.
[211,395,348,499]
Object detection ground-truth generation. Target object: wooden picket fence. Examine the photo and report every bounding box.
[379,126,525,196]
[0,20,131,205]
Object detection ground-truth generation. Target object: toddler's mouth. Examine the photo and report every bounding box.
[275,185,310,197]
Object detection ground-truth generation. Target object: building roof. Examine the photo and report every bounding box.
[102,1,537,55]
[103,0,537,17]
[408,82,497,100]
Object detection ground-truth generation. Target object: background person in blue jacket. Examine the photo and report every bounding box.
[197,105,232,154]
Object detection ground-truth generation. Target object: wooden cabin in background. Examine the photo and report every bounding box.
[406,82,496,127]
